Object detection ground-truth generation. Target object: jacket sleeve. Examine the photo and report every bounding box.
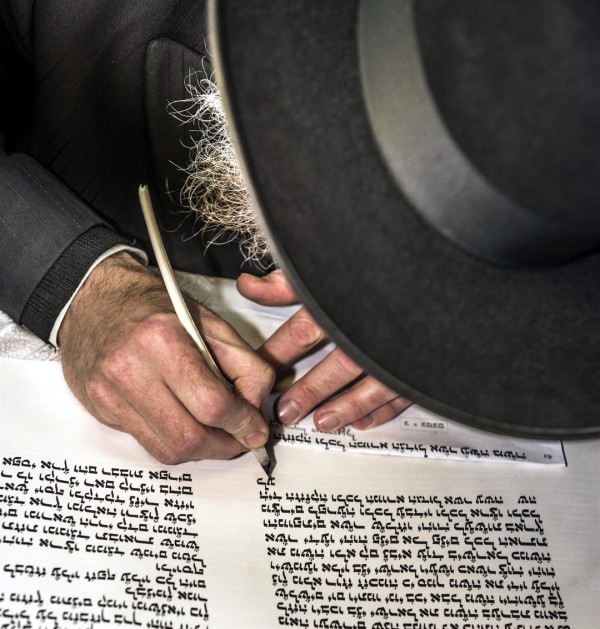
[0,143,130,341]
[0,1,130,341]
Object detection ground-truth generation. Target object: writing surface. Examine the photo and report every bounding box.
[1,357,599,627]
[1,275,599,627]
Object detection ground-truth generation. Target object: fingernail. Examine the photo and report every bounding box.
[245,431,268,448]
[277,399,301,425]
[316,412,341,433]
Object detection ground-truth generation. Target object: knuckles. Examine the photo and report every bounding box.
[132,313,181,350]
[150,438,196,466]
[332,349,361,376]
[162,429,207,465]
[290,380,325,407]
[249,359,276,394]
[86,375,115,411]
[197,391,234,428]
[288,314,324,348]
[100,347,137,389]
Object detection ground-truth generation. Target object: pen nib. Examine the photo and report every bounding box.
[253,447,272,478]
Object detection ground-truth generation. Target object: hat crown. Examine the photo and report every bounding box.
[416,0,600,235]
[359,0,600,265]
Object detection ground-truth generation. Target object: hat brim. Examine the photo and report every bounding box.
[210,0,600,438]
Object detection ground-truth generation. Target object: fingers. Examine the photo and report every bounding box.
[171,341,273,452]
[240,276,411,432]
[276,348,362,424]
[259,306,326,371]
[338,392,413,431]
[236,269,298,306]
[87,371,242,465]
[84,314,271,462]
[188,304,276,420]
[275,347,411,431]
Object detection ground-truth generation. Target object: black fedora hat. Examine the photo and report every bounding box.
[209,0,600,438]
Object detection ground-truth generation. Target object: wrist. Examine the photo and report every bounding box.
[57,251,159,347]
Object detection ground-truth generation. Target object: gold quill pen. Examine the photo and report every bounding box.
[138,185,271,477]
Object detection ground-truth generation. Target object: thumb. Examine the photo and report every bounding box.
[237,269,298,306]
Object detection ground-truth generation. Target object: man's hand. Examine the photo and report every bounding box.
[237,270,412,432]
[58,252,274,464]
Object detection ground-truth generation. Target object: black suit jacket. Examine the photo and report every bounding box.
[0,0,247,341]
